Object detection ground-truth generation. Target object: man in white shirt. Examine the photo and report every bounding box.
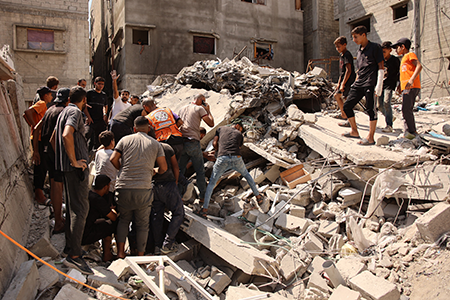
[109,70,131,123]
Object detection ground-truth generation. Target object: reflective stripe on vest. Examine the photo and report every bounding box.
[146,107,182,141]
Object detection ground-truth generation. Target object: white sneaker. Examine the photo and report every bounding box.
[182,182,194,201]
[382,126,393,133]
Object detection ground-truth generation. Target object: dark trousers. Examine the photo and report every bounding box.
[402,88,420,134]
[86,121,107,151]
[33,141,48,190]
[110,119,133,144]
[343,86,377,121]
[82,220,117,245]
[63,169,90,257]
[149,181,185,249]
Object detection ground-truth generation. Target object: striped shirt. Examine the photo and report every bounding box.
[55,103,88,172]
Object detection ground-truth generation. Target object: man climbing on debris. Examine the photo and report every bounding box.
[197,121,263,218]
[178,94,214,205]
[108,70,131,123]
[54,86,93,275]
[110,116,167,258]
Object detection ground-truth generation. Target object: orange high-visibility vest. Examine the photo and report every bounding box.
[146,107,182,141]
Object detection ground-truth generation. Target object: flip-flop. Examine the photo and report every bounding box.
[333,115,347,120]
[358,138,375,146]
[342,132,360,139]
[338,121,351,127]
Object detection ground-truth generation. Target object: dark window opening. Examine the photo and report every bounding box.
[393,4,408,20]
[132,29,149,45]
[193,36,215,54]
[27,29,54,50]
[242,0,266,4]
[254,43,273,60]
[351,18,371,32]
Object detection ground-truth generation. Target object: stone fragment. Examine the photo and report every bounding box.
[287,104,304,121]
[329,234,345,252]
[307,272,329,293]
[338,187,363,208]
[207,202,221,217]
[313,201,328,216]
[318,220,340,238]
[275,213,312,234]
[376,136,390,146]
[307,256,326,274]
[289,184,311,206]
[268,200,290,218]
[349,270,400,300]
[280,249,310,281]
[208,269,232,294]
[54,284,96,300]
[241,168,265,189]
[38,262,59,291]
[107,259,132,280]
[375,267,390,279]
[246,209,259,223]
[303,232,324,257]
[88,267,125,291]
[336,256,367,283]
[329,285,361,300]
[28,237,60,259]
[96,284,124,300]
[255,213,274,232]
[303,113,317,123]
[2,260,39,300]
[65,268,86,287]
[264,165,281,183]
[289,205,306,218]
[415,202,450,243]
[443,123,450,136]
[378,255,393,269]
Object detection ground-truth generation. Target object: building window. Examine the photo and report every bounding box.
[393,3,408,20]
[351,17,371,32]
[193,36,215,54]
[242,0,266,4]
[27,29,54,51]
[132,29,149,45]
[254,42,273,60]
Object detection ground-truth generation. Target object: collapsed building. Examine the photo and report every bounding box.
[4,56,450,300]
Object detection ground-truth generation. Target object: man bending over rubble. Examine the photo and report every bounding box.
[197,121,262,218]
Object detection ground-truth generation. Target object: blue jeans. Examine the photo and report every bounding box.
[179,140,206,199]
[203,155,259,209]
[377,88,394,127]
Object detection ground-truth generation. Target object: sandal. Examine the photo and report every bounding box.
[333,115,347,120]
[256,195,264,206]
[342,132,360,139]
[338,121,351,127]
[358,138,375,146]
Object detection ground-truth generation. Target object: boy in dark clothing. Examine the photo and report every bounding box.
[342,26,384,145]
[334,36,356,121]
[378,41,400,133]
[82,175,118,262]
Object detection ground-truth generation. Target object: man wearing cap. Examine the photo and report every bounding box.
[82,174,118,262]
[34,88,70,233]
[109,70,131,122]
[110,116,167,258]
[23,86,53,206]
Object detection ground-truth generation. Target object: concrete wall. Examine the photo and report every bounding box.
[0,1,90,101]
[334,0,450,99]
[92,0,304,94]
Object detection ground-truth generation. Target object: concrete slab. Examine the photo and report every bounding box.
[329,285,361,300]
[28,237,60,259]
[336,256,367,283]
[38,262,59,291]
[54,284,96,300]
[349,270,400,300]
[275,213,312,235]
[167,239,201,262]
[415,202,450,243]
[1,260,39,300]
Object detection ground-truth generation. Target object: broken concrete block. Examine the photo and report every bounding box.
[168,239,201,262]
[313,201,328,216]
[65,269,86,286]
[264,165,280,183]
[329,285,361,300]
[307,271,329,293]
[307,256,326,274]
[246,209,260,223]
[303,232,324,257]
[107,259,132,280]
[96,284,125,300]
[241,168,265,189]
[415,203,450,242]
[88,267,125,291]
[290,186,311,207]
[209,270,232,294]
[2,260,39,300]
[329,234,345,252]
[38,262,59,291]
[287,104,304,121]
[28,236,60,259]
[275,213,312,235]
[338,187,362,208]
[255,213,274,232]
[310,67,327,79]
[224,216,249,238]
[377,135,390,146]
[349,270,400,300]
[336,256,367,283]
[289,205,306,218]
[268,200,290,218]
[278,129,290,142]
[208,202,222,217]
[303,113,317,123]
[54,284,96,300]
[280,249,310,281]
[318,220,340,238]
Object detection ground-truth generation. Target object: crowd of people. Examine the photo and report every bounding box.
[24,26,426,275]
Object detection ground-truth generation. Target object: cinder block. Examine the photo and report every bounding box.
[318,220,340,237]
[338,187,362,208]
[2,260,39,300]
[107,259,132,280]
[28,237,60,259]
[349,271,400,300]
[208,270,231,294]
[289,205,306,218]
[38,262,59,291]
[415,202,450,243]
[329,285,361,300]
[54,284,96,300]
[336,256,367,283]
[167,239,201,262]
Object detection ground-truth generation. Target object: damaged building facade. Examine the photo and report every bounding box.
[0,0,90,102]
[90,0,304,94]
[334,0,450,98]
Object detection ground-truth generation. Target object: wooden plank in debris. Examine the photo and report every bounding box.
[244,143,292,168]
[180,209,278,276]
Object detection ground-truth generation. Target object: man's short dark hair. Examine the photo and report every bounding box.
[77,78,86,84]
[121,89,130,95]
[99,131,114,147]
[134,116,149,127]
[142,98,155,108]
[334,36,347,46]
[200,127,207,135]
[131,95,139,99]
[381,41,392,49]
[94,77,105,83]
[46,76,59,89]
[351,26,368,36]
[69,86,87,104]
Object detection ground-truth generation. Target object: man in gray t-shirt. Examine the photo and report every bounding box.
[110,116,167,258]
[178,94,214,202]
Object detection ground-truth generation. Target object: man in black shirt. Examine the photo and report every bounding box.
[82,175,118,262]
[334,36,356,120]
[110,98,154,143]
[342,26,384,146]
[378,41,400,133]
[198,121,262,218]
[84,77,108,151]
